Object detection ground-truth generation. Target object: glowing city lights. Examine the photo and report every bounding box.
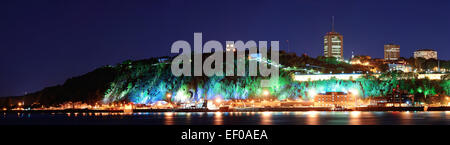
[263,90,270,96]
[308,88,317,99]
[349,89,359,96]
[215,98,222,104]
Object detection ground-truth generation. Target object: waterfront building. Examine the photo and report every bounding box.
[428,95,443,106]
[324,17,344,60]
[370,94,413,107]
[414,49,437,60]
[384,44,400,61]
[280,101,314,107]
[314,92,356,107]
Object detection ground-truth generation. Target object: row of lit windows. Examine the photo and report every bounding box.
[332,49,341,52]
[332,42,341,45]
[316,96,350,101]
[316,101,350,104]
[317,98,351,101]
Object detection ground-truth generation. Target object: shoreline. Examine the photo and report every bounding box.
[1,106,449,113]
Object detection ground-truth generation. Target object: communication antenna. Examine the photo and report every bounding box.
[331,16,335,32]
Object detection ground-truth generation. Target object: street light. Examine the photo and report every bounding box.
[350,89,358,96]
[308,88,317,99]
[166,93,172,103]
[215,98,223,108]
[215,98,222,104]
[263,90,270,97]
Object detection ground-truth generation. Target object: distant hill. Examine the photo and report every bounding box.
[0,65,118,108]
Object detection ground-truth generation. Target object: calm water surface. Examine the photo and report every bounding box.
[1,111,449,125]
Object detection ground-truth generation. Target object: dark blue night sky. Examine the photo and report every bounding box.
[1,0,449,96]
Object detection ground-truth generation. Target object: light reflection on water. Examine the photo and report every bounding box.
[260,112,272,125]
[164,112,174,125]
[305,111,319,125]
[349,111,362,125]
[214,112,223,125]
[0,111,449,125]
[400,111,413,125]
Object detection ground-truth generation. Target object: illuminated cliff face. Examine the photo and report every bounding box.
[101,61,447,104]
[100,56,449,105]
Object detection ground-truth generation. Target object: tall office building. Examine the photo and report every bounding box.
[324,17,344,59]
[384,44,400,61]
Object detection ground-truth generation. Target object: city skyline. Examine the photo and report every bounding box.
[1,0,450,97]
[1,1,449,142]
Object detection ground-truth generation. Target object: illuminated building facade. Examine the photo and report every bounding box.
[324,17,344,59]
[417,73,446,80]
[324,32,343,59]
[371,94,413,107]
[388,63,412,72]
[414,49,437,60]
[384,44,400,61]
[314,92,355,107]
[226,42,235,52]
[293,73,446,82]
[293,73,367,81]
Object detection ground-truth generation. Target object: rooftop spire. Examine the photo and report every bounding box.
[331,16,335,32]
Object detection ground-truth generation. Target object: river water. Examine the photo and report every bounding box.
[1,111,449,125]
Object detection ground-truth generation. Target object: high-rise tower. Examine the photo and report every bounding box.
[384,44,400,61]
[324,16,344,59]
